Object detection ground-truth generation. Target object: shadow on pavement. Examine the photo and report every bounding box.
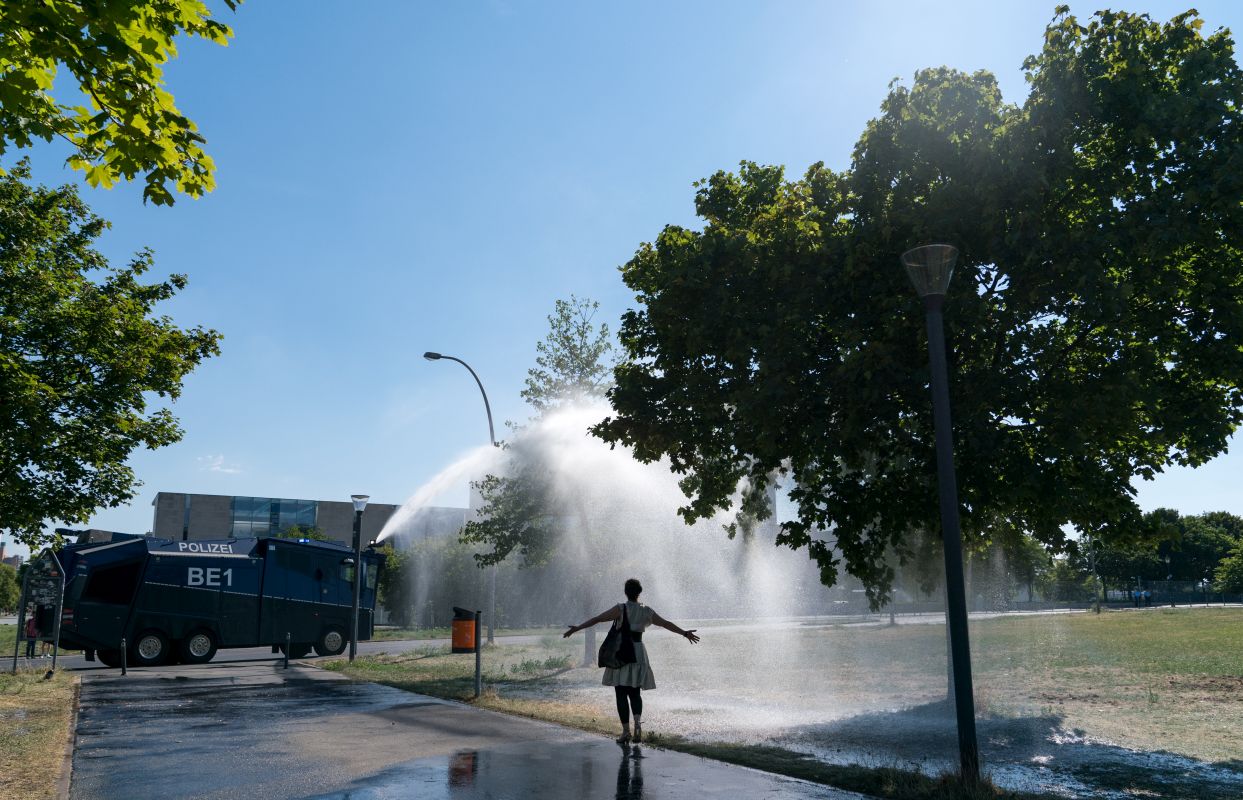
[781,700,1243,800]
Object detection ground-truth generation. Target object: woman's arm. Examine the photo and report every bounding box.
[563,604,622,638]
[651,611,700,644]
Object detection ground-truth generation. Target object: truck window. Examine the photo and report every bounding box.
[81,561,143,605]
[366,563,377,590]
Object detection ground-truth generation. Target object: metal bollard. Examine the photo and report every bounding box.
[120,638,127,676]
[474,610,482,699]
[284,633,290,670]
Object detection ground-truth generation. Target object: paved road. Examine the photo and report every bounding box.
[70,660,867,800]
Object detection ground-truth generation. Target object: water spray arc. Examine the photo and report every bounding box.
[424,351,500,644]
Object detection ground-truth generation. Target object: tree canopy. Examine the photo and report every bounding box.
[594,9,1243,605]
[520,295,617,417]
[0,0,240,205]
[0,562,18,612]
[0,162,221,550]
[463,295,616,567]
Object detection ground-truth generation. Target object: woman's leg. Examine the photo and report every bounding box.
[628,687,643,740]
[614,686,631,740]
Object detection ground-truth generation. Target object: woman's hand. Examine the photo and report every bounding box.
[684,629,700,644]
[563,625,579,639]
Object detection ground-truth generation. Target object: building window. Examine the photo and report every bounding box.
[231,497,317,538]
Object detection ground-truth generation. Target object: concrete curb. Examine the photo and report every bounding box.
[57,674,81,800]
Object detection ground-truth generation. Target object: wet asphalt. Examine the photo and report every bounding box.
[69,660,867,800]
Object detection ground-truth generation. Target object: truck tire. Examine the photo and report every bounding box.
[179,629,219,664]
[132,629,171,667]
[314,626,347,657]
[97,649,123,668]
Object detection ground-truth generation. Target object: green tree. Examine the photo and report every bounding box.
[0,162,221,550]
[464,295,620,568]
[272,524,331,542]
[459,469,558,568]
[1213,545,1243,594]
[1199,511,1243,541]
[520,295,617,416]
[375,543,415,627]
[1159,515,1238,582]
[0,562,19,613]
[0,0,240,205]
[465,294,620,661]
[1095,508,1240,589]
[594,9,1243,606]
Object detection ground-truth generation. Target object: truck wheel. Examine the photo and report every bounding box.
[97,649,123,668]
[314,626,347,657]
[132,630,171,666]
[179,629,219,664]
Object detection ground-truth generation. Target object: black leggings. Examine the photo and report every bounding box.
[614,686,643,724]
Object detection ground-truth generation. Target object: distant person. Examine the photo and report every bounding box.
[564,578,700,744]
[24,612,38,659]
[36,605,53,657]
[1132,589,1140,608]
[1143,589,1152,607]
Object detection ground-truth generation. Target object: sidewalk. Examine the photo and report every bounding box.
[70,661,869,799]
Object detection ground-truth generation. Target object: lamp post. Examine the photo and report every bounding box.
[349,493,369,662]
[424,351,500,644]
[1165,554,1174,607]
[901,243,980,783]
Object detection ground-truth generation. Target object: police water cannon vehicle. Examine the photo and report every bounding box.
[51,532,383,667]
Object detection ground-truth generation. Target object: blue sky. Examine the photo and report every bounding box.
[6,1,1243,558]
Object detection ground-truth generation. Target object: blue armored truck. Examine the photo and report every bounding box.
[53,533,383,667]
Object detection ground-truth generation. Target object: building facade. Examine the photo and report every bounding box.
[150,492,401,547]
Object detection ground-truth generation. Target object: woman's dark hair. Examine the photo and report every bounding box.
[624,578,642,601]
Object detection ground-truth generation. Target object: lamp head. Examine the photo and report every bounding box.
[351,494,370,512]
[901,244,959,298]
[423,351,442,361]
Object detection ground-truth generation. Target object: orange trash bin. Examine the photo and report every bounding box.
[451,606,477,653]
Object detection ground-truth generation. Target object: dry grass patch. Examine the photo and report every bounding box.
[0,668,77,800]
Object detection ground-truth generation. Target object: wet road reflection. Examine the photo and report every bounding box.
[615,744,644,799]
[306,738,836,799]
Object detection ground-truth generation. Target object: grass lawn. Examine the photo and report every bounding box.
[0,668,77,800]
[969,608,1243,763]
[324,608,1243,800]
[0,624,65,661]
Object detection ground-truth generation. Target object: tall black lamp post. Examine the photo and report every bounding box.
[424,351,500,644]
[902,243,980,783]
[348,493,369,662]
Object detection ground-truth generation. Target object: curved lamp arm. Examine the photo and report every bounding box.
[423,352,497,447]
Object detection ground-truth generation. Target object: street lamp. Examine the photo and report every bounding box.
[902,243,980,783]
[424,351,500,644]
[349,493,369,661]
[1165,554,1174,607]
[423,352,496,447]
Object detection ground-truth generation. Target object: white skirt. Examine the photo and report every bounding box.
[602,642,656,690]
